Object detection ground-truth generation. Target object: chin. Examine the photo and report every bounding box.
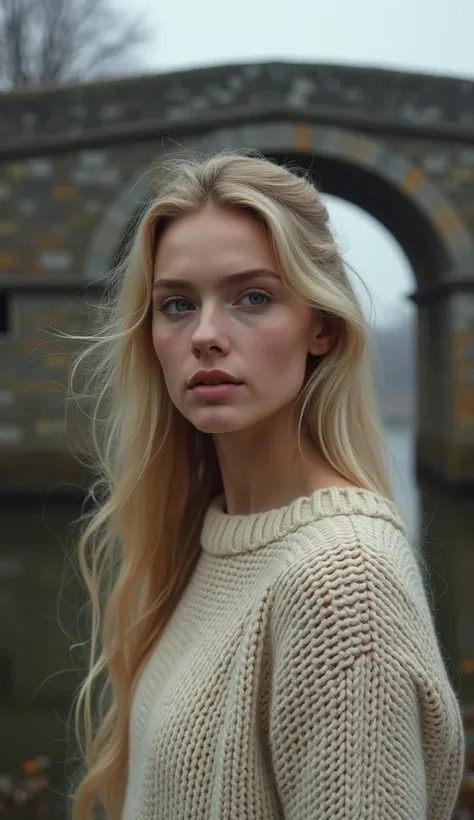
[189,408,253,435]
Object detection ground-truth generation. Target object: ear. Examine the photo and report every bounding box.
[308,314,338,357]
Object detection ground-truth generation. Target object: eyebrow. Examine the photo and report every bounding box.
[152,267,279,292]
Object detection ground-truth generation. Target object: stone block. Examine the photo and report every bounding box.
[0,424,24,445]
[0,182,12,201]
[0,251,19,270]
[17,198,37,215]
[39,251,72,272]
[7,162,27,180]
[423,152,450,174]
[25,263,46,276]
[68,213,92,228]
[28,158,53,178]
[72,167,120,186]
[0,390,14,406]
[34,419,65,436]
[454,387,474,427]
[78,150,108,167]
[0,221,17,236]
[100,103,123,120]
[53,185,75,200]
[44,354,70,370]
[84,199,102,214]
[21,112,37,130]
[38,235,63,251]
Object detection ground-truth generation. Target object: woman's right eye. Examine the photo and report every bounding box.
[160,298,194,315]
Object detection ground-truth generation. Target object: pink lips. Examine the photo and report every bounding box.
[188,369,243,400]
[191,383,242,400]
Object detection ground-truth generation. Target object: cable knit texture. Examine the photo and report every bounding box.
[122,487,466,820]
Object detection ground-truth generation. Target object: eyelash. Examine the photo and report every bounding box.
[158,289,272,315]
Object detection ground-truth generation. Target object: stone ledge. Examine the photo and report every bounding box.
[2,60,474,158]
[1,102,473,162]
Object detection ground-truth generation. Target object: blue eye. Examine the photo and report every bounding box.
[161,298,194,315]
[241,291,269,308]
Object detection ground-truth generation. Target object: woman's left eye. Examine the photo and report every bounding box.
[160,297,194,315]
[240,291,270,308]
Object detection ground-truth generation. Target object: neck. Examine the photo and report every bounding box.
[213,406,349,516]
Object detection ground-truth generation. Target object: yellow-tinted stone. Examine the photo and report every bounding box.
[0,182,12,200]
[16,381,52,394]
[38,311,62,324]
[294,123,310,151]
[0,251,19,269]
[434,210,460,233]
[68,213,91,227]
[0,221,17,236]
[8,162,27,179]
[454,387,474,427]
[26,264,47,276]
[400,168,425,194]
[38,235,63,251]
[460,658,474,674]
[44,354,71,369]
[54,185,75,200]
[452,332,474,383]
[34,418,65,436]
[21,339,42,351]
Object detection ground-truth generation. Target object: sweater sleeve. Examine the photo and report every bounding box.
[268,531,465,820]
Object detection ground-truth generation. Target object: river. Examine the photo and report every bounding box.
[384,422,420,535]
[384,421,474,707]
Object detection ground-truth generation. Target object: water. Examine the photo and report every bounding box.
[384,422,474,708]
[383,422,420,536]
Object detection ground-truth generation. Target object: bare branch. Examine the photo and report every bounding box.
[0,0,155,91]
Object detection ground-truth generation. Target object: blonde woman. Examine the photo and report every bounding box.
[70,153,465,820]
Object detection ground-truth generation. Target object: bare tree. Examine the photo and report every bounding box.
[0,0,153,91]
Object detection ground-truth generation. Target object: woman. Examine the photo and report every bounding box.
[70,153,465,820]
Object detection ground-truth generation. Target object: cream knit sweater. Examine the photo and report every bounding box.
[122,487,466,820]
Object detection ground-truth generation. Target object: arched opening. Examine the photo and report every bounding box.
[270,151,451,287]
[323,195,418,532]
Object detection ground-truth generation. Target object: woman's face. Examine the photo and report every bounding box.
[151,205,331,435]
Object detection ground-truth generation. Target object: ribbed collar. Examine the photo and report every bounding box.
[200,486,405,556]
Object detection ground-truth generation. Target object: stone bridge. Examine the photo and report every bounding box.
[1,61,474,491]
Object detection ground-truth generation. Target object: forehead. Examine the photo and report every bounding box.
[153,206,276,280]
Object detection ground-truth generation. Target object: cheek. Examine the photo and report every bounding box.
[152,328,180,380]
[249,318,309,368]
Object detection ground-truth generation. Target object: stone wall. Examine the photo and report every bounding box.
[1,62,474,488]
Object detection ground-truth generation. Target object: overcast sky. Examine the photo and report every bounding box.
[114,0,472,326]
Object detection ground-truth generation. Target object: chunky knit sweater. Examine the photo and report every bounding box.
[122,487,466,820]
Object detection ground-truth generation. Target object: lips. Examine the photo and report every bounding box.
[190,381,243,400]
[188,370,242,389]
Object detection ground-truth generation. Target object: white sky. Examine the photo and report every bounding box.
[113,0,472,325]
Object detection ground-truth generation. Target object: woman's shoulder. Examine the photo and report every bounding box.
[270,502,434,655]
[277,486,414,580]
[267,507,460,734]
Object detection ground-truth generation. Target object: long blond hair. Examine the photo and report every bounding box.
[68,151,393,820]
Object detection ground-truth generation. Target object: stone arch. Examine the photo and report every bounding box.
[83,121,474,287]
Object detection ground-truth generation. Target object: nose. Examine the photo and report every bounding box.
[191,304,230,358]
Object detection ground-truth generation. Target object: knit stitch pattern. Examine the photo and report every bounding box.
[122,487,465,820]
